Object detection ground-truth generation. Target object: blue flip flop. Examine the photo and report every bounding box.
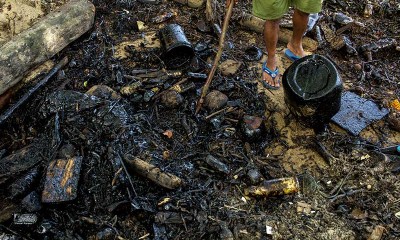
[284,49,301,62]
[261,62,280,90]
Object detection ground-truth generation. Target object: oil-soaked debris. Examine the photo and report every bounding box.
[244,46,263,61]
[9,166,41,199]
[42,157,83,203]
[21,191,42,212]
[0,0,399,239]
[205,154,230,174]
[332,92,389,135]
[283,54,343,132]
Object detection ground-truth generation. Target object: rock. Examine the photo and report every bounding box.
[160,90,183,108]
[205,155,229,174]
[204,90,228,110]
[387,113,400,132]
[219,60,241,76]
[57,144,77,159]
[220,222,234,240]
[354,63,362,71]
[21,191,42,212]
[247,168,264,184]
[86,85,121,100]
[239,115,265,142]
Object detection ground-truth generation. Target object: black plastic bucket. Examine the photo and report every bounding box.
[282,54,343,132]
[159,24,194,69]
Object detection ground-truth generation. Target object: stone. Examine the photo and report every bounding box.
[204,90,228,110]
[219,60,241,76]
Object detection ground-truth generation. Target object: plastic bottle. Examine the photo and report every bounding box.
[306,13,319,32]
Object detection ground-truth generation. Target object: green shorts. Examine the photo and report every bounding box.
[253,0,323,20]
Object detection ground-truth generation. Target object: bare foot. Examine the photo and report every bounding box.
[262,57,280,88]
[287,42,305,58]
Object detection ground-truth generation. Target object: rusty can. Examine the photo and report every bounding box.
[159,24,194,69]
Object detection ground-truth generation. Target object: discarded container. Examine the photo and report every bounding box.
[159,24,194,69]
[306,13,319,32]
[282,54,343,132]
[245,177,299,197]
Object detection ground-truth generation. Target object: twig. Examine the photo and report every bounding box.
[0,56,69,125]
[195,0,235,114]
[205,107,235,120]
[118,153,137,197]
[329,189,364,202]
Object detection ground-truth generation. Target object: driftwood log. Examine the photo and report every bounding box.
[0,0,95,96]
[124,157,183,190]
[239,13,318,51]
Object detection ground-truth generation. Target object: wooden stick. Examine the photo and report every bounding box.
[195,0,235,114]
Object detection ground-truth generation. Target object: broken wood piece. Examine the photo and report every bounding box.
[10,166,41,199]
[0,0,95,95]
[172,0,205,8]
[42,156,83,203]
[245,176,299,198]
[0,144,44,185]
[125,157,182,189]
[0,57,68,125]
[239,13,318,51]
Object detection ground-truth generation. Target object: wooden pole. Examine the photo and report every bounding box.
[195,0,235,114]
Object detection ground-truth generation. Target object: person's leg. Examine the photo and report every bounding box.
[290,0,323,57]
[263,19,280,88]
[287,9,309,58]
[252,0,289,88]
